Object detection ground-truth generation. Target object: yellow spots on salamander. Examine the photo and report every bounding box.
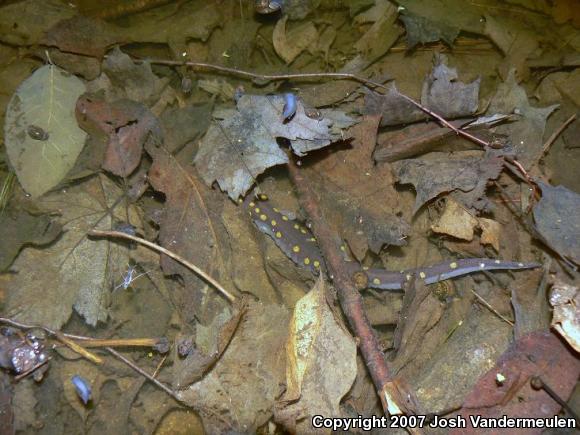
[292,245,300,253]
[308,237,316,242]
[449,262,458,269]
[260,214,267,221]
[372,277,381,286]
[282,215,289,221]
[419,271,426,279]
[249,202,255,207]
[300,228,307,234]
[258,193,268,200]
[271,220,277,226]
[304,257,310,265]
[313,260,320,269]
[254,207,260,214]
[273,207,279,213]
[293,224,300,230]
[275,231,282,238]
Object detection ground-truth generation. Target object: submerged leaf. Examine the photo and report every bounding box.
[5,176,137,328]
[277,277,357,432]
[0,209,62,271]
[4,65,87,197]
[533,182,580,265]
[195,94,355,199]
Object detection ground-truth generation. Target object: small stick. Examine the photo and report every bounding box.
[140,56,535,184]
[470,289,514,326]
[54,331,103,365]
[88,229,236,302]
[14,358,51,381]
[531,376,580,425]
[540,114,576,160]
[67,337,164,348]
[106,347,180,401]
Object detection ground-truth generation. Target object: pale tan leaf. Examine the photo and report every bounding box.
[4,64,87,197]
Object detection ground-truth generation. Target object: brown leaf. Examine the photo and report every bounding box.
[453,331,580,434]
[392,150,505,214]
[146,145,229,323]
[533,182,580,265]
[177,300,289,434]
[172,297,248,388]
[273,16,318,64]
[76,94,162,177]
[308,115,410,258]
[0,209,62,271]
[41,15,124,58]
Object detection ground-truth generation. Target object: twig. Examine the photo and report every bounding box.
[539,113,576,162]
[287,158,416,417]
[88,229,236,302]
[0,317,180,401]
[14,358,51,381]
[470,289,514,326]
[106,347,180,401]
[141,56,535,186]
[54,331,103,365]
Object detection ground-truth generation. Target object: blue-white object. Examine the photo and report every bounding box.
[71,375,91,405]
[282,93,297,121]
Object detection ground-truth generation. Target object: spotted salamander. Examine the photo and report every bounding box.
[242,193,540,290]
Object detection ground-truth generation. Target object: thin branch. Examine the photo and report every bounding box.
[141,56,535,185]
[106,347,180,401]
[88,229,236,302]
[470,289,514,326]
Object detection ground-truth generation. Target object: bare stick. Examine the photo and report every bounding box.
[88,229,236,302]
[540,114,576,161]
[106,347,180,401]
[470,289,514,326]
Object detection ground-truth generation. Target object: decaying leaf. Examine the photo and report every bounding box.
[487,69,558,167]
[0,209,62,271]
[308,115,410,258]
[276,277,356,432]
[533,182,580,265]
[431,199,502,251]
[549,280,580,352]
[173,297,247,388]
[76,93,163,177]
[365,55,480,127]
[392,151,505,214]
[478,217,501,252]
[0,0,75,47]
[431,198,479,241]
[177,300,289,434]
[421,56,480,119]
[273,16,318,64]
[400,12,460,48]
[453,331,580,433]
[354,1,402,62]
[4,176,139,328]
[4,64,87,197]
[147,144,229,323]
[194,94,356,199]
[89,48,169,106]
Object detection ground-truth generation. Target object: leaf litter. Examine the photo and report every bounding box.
[0,0,579,433]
